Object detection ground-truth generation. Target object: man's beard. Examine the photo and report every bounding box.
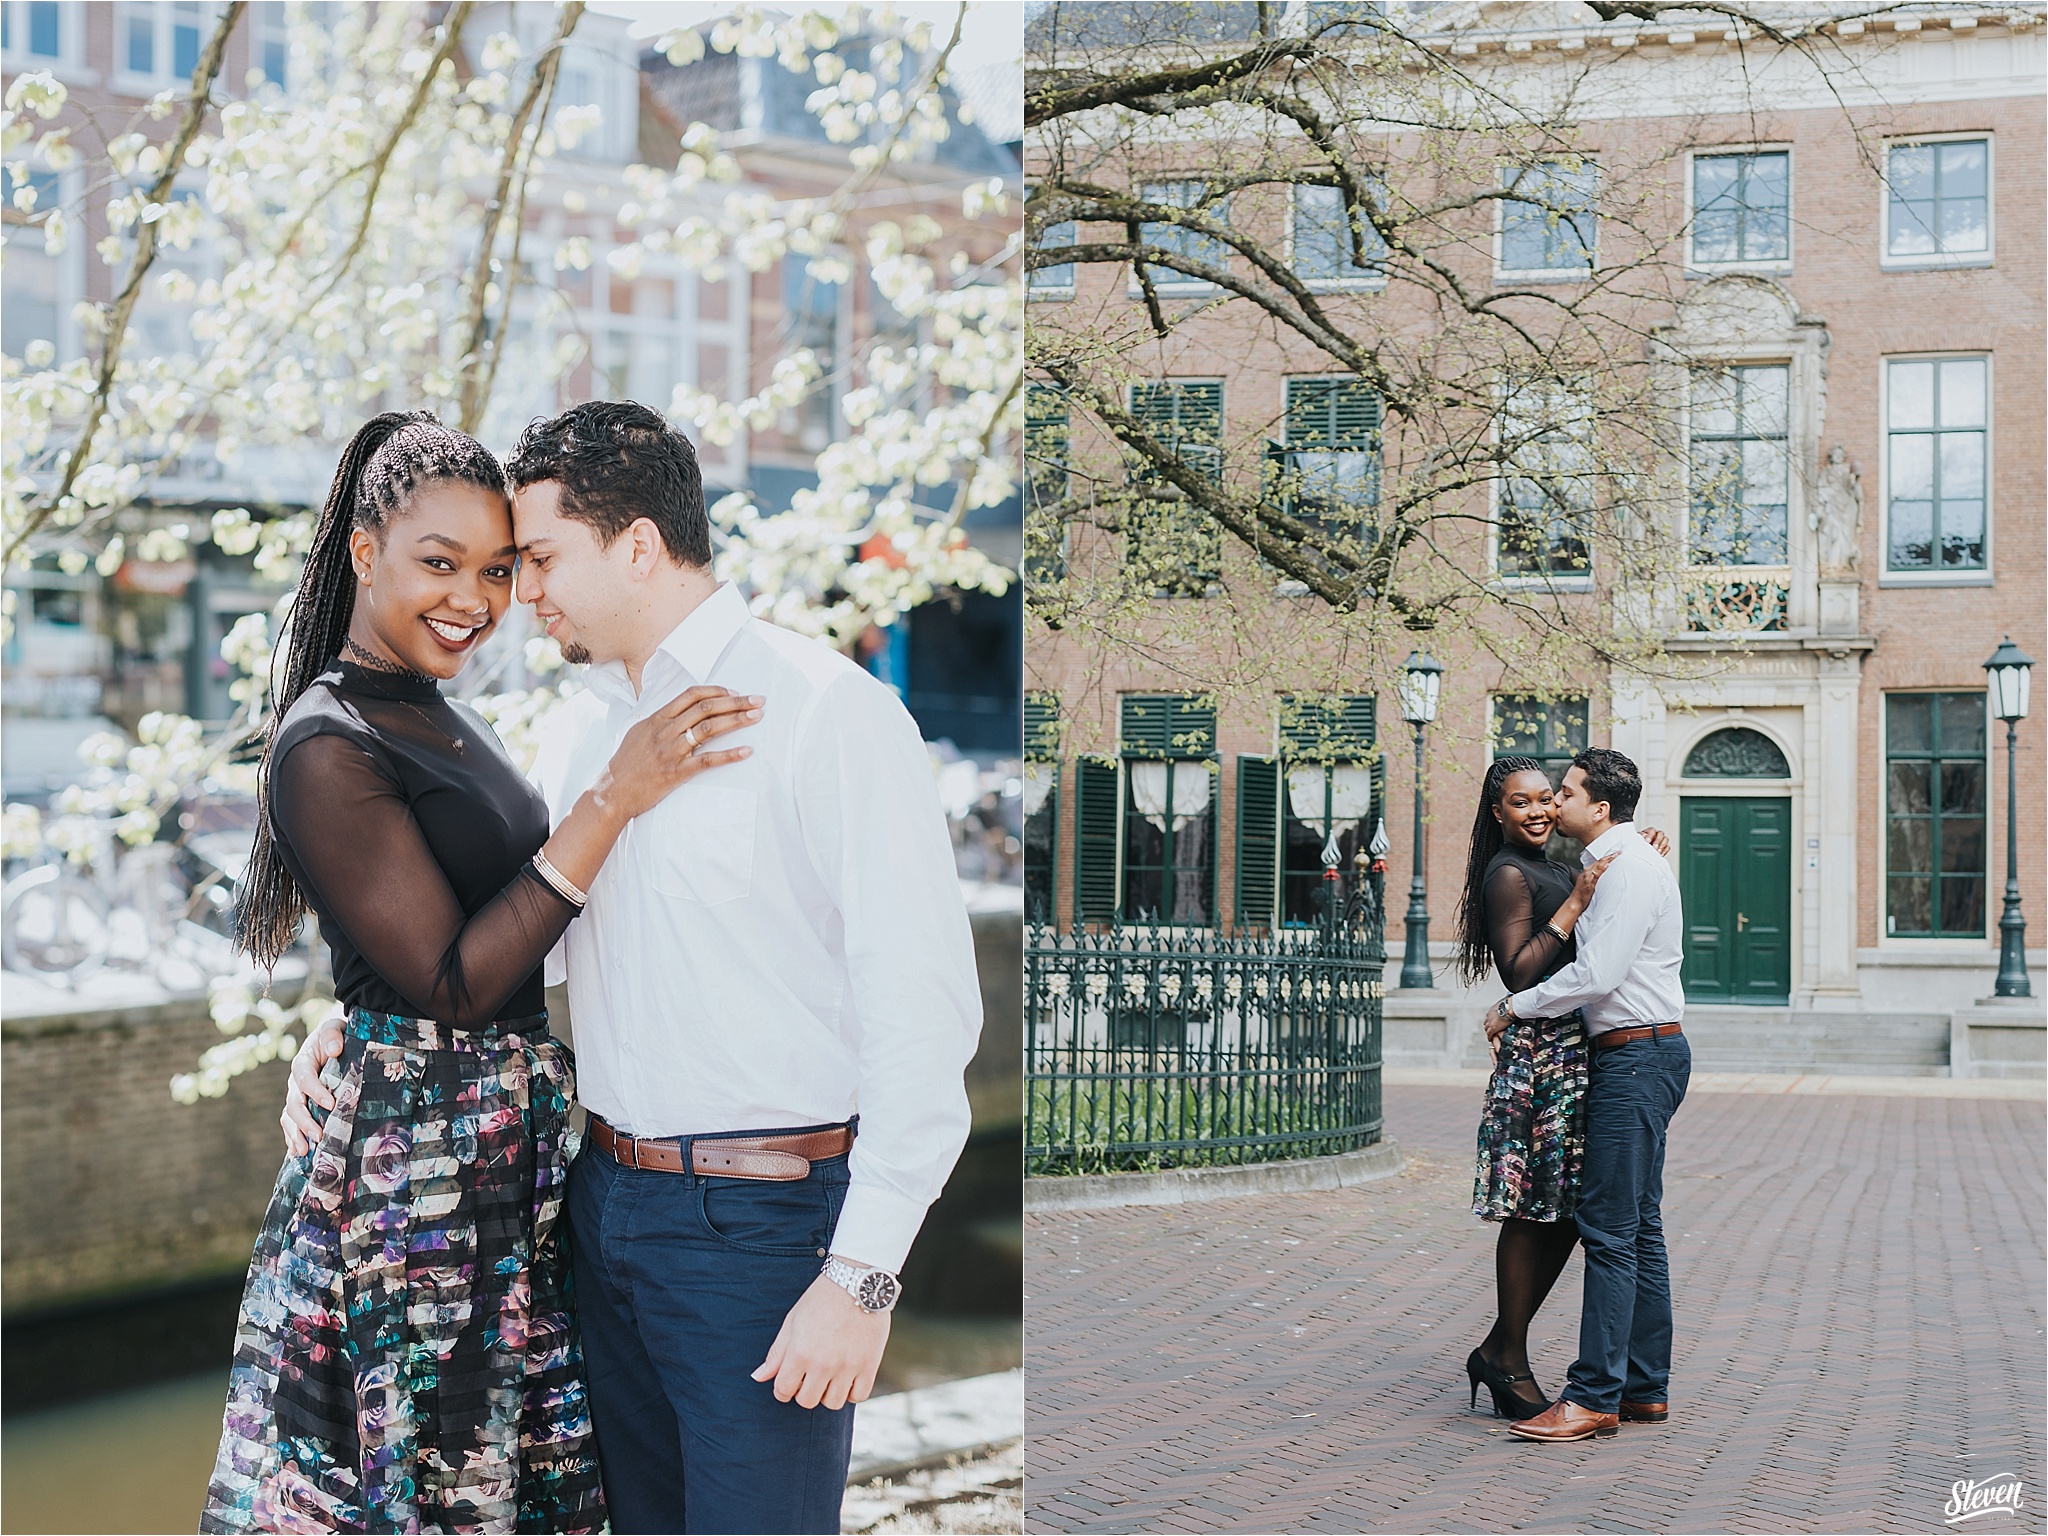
[560,639,591,665]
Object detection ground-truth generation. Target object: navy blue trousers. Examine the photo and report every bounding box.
[1563,1030,1691,1415]
[566,1130,857,1534]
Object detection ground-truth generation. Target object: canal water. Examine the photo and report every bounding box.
[1,1310,1019,1533]
[2,1121,1019,1533]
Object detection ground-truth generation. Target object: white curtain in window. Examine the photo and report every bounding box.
[1130,761,1211,833]
[1287,764,1374,825]
[1022,760,1055,819]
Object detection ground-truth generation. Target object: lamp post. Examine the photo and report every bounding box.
[1398,649,1443,989]
[1984,636,2034,999]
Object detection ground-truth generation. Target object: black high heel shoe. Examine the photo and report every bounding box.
[1465,1347,1549,1421]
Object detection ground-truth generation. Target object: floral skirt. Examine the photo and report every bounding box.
[199,1010,606,1534]
[1472,1010,1589,1224]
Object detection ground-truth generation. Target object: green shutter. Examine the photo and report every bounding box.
[1286,378,1380,448]
[1131,380,1223,449]
[1130,382,1174,433]
[1039,760,1062,923]
[1235,754,1280,930]
[1026,381,1066,426]
[1025,385,1070,514]
[1120,694,1217,758]
[1024,692,1061,759]
[1072,755,1121,923]
[1278,693,1378,760]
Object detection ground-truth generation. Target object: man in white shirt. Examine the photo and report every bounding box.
[291,402,982,1532]
[1485,748,1691,1445]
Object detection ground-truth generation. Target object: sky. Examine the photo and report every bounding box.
[584,1,1025,74]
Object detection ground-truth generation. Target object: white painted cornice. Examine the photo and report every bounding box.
[1411,6,2042,60]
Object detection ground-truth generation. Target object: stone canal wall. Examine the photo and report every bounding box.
[2,904,1023,1319]
[2,992,296,1315]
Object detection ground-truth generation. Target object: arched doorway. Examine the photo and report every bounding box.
[1680,727,1793,1004]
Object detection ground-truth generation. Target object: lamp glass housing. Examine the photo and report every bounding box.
[1984,637,2034,722]
[1399,650,1443,725]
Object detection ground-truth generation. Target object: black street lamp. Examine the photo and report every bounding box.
[1398,649,1443,989]
[1984,636,2034,999]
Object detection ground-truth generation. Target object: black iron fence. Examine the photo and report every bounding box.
[1026,876,1385,1175]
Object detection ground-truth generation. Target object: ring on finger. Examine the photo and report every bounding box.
[682,724,699,750]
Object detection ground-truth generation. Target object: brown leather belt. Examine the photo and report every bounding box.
[589,1118,853,1181]
[1592,1022,1683,1051]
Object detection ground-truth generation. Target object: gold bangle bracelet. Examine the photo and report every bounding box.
[1545,921,1572,943]
[530,851,588,909]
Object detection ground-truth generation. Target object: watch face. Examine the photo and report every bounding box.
[857,1269,901,1311]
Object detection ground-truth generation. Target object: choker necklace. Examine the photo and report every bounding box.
[343,637,439,686]
[341,638,465,754]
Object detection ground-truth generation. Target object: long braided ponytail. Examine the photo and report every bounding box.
[1452,753,1547,983]
[236,411,507,968]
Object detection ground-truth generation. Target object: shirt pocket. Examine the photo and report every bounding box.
[646,785,757,906]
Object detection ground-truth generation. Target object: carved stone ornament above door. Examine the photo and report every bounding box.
[1682,725,1792,779]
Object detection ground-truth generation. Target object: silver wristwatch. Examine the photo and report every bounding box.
[822,1255,902,1313]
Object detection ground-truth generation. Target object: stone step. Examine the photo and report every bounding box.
[1686,1034,1950,1054]
[1443,1009,1956,1076]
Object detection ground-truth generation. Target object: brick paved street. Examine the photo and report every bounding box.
[1024,1079,2046,1533]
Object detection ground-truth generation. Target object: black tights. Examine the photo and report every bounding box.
[1478,1217,1580,1403]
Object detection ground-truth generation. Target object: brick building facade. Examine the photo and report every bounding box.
[1025,7,2045,1056]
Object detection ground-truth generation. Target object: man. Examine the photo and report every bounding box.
[1483,747,1689,1445]
[287,401,982,1532]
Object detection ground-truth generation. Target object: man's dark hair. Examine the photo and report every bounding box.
[1570,747,1641,823]
[506,400,710,567]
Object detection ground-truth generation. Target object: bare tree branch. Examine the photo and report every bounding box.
[456,1,585,434]
[5,2,245,566]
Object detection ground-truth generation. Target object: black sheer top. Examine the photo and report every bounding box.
[1482,845,1579,991]
[268,660,577,1027]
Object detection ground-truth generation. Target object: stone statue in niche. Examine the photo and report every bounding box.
[1813,444,1862,578]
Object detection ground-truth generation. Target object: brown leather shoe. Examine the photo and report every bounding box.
[1621,1401,1669,1423]
[1506,1399,1620,1442]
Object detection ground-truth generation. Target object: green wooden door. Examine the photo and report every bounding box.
[1680,797,1791,1003]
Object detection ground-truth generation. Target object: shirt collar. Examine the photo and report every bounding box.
[585,583,750,706]
[1582,821,1640,863]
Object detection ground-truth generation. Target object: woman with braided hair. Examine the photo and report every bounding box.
[1452,754,1668,1422]
[201,412,761,1533]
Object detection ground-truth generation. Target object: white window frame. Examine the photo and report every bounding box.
[1877,352,1994,588]
[1286,0,1388,38]
[1493,158,1599,283]
[1879,132,1995,272]
[1,163,86,366]
[1129,180,1226,297]
[1287,183,1387,293]
[550,33,639,165]
[1878,689,1995,946]
[1490,380,1596,591]
[247,0,293,91]
[1683,359,1795,573]
[1684,143,1793,275]
[112,1,221,94]
[1028,219,1076,300]
[1486,692,1593,771]
[0,0,88,76]
[123,178,223,364]
[778,248,851,450]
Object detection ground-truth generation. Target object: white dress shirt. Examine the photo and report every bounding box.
[532,582,983,1274]
[1507,822,1686,1036]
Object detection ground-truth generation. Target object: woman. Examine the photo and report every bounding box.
[1452,756,1666,1421]
[201,412,760,1533]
